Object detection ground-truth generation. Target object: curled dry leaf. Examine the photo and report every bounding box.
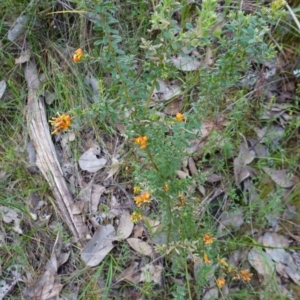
[188,157,198,175]
[114,210,134,241]
[105,157,120,181]
[143,216,160,234]
[78,144,107,173]
[127,238,153,256]
[152,78,182,102]
[116,261,141,284]
[15,50,31,64]
[234,142,255,184]
[176,170,190,179]
[81,224,116,266]
[0,206,23,234]
[262,167,298,188]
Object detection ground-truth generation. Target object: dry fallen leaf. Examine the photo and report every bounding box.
[75,183,106,215]
[15,50,31,64]
[0,265,23,299]
[24,237,70,299]
[164,98,183,115]
[116,261,141,284]
[262,167,298,188]
[104,157,120,181]
[8,15,29,41]
[140,263,164,285]
[0,206,23,234]
[127,238,153,256]
[81,224,116,266]
[114,210,134,241]
[217,208,244,237]
[234,142,255,184]
[143,216,160,234]
[171,50,202,71]
[78,144,107,173]
[152,78,182,102]
[248,246,275,280]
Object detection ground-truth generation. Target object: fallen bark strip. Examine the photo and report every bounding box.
[24,59,88,244]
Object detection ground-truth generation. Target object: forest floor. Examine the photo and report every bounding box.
[1,1,300,299]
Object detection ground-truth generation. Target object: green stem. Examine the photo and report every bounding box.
[144,79,156,114]
[145,147,159,172]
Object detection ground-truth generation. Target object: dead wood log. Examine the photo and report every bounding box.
[24,59,88,244]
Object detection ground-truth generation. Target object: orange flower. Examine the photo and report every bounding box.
[49,113,71,134]
[130,211,143,223]
[216,278,225,288]
[203,233,215,245]
[134,136,148,149]
[203,253,211,265]
[134,192,151,207]
[175,113,185,122]
[240,269,253,282]
[73,48,84,63]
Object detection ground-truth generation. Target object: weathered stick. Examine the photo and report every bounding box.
[24,59,88,244]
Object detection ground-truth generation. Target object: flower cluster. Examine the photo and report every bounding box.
[175,112,185,122]
[134,136,148,149]
[216,278,225,288]
[202,233,215,245]
[130,211,143,223]
[73,48,84,63]
[49,113,72,134]
[216,258,253,289]
[134,192,151,207]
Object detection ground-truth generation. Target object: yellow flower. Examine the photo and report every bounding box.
[216,278,225,288]
[203,233,215,245]
[134,136,148,149]
[73,48,84,63]
[49,113,71,134]
[203,253,211,265]
[163,183,169,191]
[240,269,253,282]
[175,112,185,122]
[219,258,228,267]
[130,211,143,223]
[133,186,141,194]
[134,192,151,207]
